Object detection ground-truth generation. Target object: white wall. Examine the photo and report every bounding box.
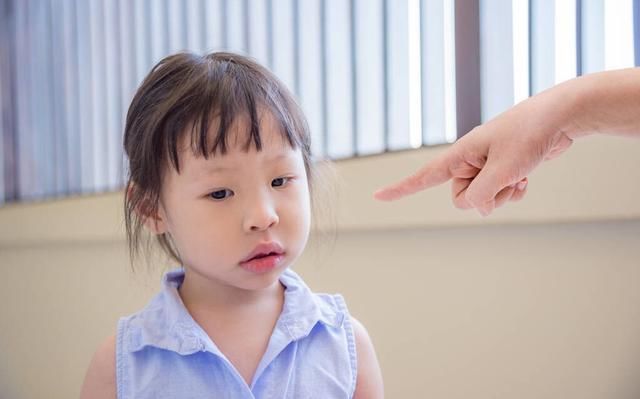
[0,135,639,398]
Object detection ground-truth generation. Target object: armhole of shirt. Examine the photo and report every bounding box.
[116,317,127,399]
[333,294,358,398]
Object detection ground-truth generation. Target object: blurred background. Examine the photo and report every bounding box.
[1,0,640,398]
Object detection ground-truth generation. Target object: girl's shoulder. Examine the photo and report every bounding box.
[79,334,117,399]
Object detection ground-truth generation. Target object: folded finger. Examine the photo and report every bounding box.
[510,178,528,202]
[452,177,474,209]
[494,185,517,209]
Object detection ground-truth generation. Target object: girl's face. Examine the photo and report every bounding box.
[151,112,311,292]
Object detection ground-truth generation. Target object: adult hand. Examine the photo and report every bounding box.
[374,93,573,216]
[374,68,640,216]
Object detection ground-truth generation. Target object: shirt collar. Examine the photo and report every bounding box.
[125,267,345,356]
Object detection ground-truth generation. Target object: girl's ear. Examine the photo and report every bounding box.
[127,184,169,235]
[142,203,168,235]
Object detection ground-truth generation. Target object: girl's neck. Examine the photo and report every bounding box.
[178,270,285,315]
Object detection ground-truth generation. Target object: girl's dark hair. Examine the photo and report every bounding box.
[123,52,313,266]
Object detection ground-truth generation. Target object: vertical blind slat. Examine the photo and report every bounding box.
[320,0,328,157]
[77,0,94,193]
[382,0,390,150]
[89,0,107,191]
[604,0,635,70]
[421,0,446,145]
[454,0,480,138]
[225,0,245,53]
[325,0,354,158]
[32,0,49,198]
[272,0,296,95]
[119,0,135,181]
[480,0,513,122]
[407,0,422,149]
[167,0,187,54]
[105,0,122,189]
[63,0,81,194]
[530,0,555,94]
[576,0,583,76]
[1,0,18,202]
[512,0,530,103]
[581,0,605,74]
[150,0,168,66]
[15,0,28,199]
[386,0,411,151]
[186,0,203,52]
[247,0,270,67]
[50,0,67,196]
[554,0,577,84]
[297,0,324,158]
[204,0,224,52]
[354,0,385,155]
[292,0,301,99]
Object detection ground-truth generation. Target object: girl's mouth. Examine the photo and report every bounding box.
[239,253,285,274]
[239,242,285,273]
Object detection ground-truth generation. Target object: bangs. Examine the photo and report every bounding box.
[157,53,309,173]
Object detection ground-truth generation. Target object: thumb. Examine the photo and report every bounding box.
[373,151,453,201]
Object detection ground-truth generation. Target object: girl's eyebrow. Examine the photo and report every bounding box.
[186,163,233,180]
[200,165,233,174]
[266,152,297,162]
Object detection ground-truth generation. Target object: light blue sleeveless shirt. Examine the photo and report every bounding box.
[116,268,357,398]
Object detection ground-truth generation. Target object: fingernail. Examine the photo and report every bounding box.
[517,181,527,190]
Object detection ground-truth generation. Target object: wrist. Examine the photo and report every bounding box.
[553,75,596,141]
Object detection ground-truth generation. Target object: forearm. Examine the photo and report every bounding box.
[559,68,640,139]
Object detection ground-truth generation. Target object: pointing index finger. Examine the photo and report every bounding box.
[373,151,454,201]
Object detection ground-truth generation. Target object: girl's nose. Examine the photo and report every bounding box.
[243,199,279,232]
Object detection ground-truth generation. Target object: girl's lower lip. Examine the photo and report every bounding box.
[239,254,285,274]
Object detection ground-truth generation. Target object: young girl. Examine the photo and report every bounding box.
[80,52,384,398]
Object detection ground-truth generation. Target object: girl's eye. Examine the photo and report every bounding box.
[209,189,233,200]
[272,177,289,188]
